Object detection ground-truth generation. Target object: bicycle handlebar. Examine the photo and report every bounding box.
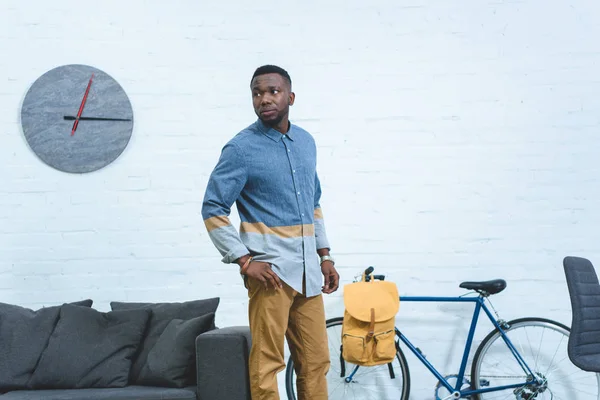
[363,266,386,282]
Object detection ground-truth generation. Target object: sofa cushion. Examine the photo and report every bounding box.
[110,298,219,385]
[0,386,197,400]
[28,304,151,389]
[137,312,216,388]
[0,300,93,391]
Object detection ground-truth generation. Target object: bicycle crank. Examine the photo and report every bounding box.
[435,375,471,400]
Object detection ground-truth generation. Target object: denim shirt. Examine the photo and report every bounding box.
[201,120,330,297]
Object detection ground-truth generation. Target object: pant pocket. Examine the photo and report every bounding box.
[342,334,367,364]
[373,330,396,362]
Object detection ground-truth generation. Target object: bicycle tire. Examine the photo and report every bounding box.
[285,316,411,400]
[470,317,600,400]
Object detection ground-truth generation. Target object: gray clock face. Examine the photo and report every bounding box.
[21,64,134,173]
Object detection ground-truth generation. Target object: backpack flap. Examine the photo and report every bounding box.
[343,280,400,322]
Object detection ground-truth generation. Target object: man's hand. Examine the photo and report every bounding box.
[321,261,339,294]
[245,261,283,290]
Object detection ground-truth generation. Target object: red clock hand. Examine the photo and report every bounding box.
[71,73,94,136]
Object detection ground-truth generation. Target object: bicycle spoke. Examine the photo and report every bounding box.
[542,334,566,378]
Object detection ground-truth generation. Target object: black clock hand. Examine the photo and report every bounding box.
[64,116,131,121]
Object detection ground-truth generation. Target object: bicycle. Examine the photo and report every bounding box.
[285,266,600,399]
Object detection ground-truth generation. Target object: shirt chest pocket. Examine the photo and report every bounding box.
[246,150,293,192]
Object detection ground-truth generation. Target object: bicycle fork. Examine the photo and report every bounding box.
[338,347,361,383]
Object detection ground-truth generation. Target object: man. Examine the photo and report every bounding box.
[201,65,339,399]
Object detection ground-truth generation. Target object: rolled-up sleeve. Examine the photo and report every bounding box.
[201,142,249,264]
[313,171,330,250]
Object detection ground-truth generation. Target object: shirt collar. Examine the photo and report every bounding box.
[255,119,295,142]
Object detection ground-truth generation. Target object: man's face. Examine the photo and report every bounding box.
[251,73,295,126]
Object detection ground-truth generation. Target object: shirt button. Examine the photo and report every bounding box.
[288,149,291,152]
[301,213,305,216]
[293,170,296,173]
[297,191,300,195]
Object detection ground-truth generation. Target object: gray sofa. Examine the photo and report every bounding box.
[0,298,252,400]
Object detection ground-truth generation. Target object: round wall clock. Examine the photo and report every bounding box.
[20,64,134,173]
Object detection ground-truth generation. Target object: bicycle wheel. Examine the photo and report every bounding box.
[285,317,411,400]
[471,317,600,399]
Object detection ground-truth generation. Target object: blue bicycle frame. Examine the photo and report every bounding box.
[396,295,541,397]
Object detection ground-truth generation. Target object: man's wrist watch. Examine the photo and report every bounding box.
[320,255,335,266]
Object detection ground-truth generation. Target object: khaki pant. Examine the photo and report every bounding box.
[246,276,330,400]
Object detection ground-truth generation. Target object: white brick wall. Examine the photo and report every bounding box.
[2,0,599,398]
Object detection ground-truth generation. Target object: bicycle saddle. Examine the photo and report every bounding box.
[459,279,507,295]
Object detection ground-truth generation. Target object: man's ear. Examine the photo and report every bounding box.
[288,92,295,106]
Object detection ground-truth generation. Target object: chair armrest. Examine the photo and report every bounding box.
[195,326,252,400]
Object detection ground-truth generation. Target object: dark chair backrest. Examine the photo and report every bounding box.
[563,256,600,372]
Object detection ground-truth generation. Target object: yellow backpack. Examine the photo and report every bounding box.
[341,270,400,366]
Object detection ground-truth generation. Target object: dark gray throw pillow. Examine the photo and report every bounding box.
[0,299,93,391]
[28,304,151,389]
[110,297,219,385]
[137,312,216,388]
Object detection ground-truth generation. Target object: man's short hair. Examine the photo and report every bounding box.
[251,65,292,87]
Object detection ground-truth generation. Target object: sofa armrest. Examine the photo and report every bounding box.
[195,326,252,400]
